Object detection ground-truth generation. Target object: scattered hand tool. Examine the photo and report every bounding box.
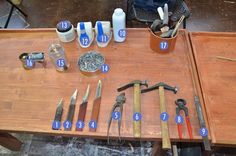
[52,98,63,130]
[76,84,90,131]
[171,15,185,37]
[65,89,78,130]
[194,96,211,151]
[19,52,46,69]
[117,80,148,138]
[141,82,178,150]
[175,99,193,139]
[107,92,126,144]
[216,56,236,62]
[90,80,102,132]
[160,3,169,33]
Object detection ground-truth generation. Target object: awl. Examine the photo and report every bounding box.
[52,98,63,130]
[64,89,78,130]
[90,80,102,132]
[76,84,90,131]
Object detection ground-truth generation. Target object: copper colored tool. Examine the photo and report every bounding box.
[76,84,90,131]
[90,80,102,132]
[175,99,193,139]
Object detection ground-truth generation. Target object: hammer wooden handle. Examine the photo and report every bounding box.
[133,84,141,138]
[159,86,171,149]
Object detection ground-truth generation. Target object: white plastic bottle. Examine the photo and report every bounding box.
[112,8,126,42]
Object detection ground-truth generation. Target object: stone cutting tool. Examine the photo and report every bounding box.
[52,98,63,130]
[90,80,102,132]
[141,82,178,150]
[175,99,193,139]
[117,80,148,138]
[65,89,78,131]
[76,84,90,131]
[107,92,126,144]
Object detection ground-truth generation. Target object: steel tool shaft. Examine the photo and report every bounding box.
[77,85,90,131]
[90,80,102,132]
[54,98,63,122]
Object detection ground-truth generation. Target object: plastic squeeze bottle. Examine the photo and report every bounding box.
[112,8,126,42]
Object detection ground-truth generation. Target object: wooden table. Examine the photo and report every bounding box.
[0,29,206,150]
[190,32,236,146]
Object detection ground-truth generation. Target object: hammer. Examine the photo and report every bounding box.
[141,82,178,149]
[117,80,148,138]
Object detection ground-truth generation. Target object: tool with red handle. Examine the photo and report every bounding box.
[175,99,193,139]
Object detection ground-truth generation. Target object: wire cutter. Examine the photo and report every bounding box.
[107,92,126,144]
[175,99,193,139]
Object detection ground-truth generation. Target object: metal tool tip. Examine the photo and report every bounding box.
[98,80,101,84]
[58,98,63,107]
[73,89,78,96]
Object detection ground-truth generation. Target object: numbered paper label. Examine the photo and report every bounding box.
[76,120,85,129]
[112,111,121,120]
[89,120,97,129]
[133,112,142,121]
[98,34,109,43]
[26,59,34,68]
[160,41,168,50]
[160,112,169,121]
[118,29,126,38]
[52,121,61,130]
[101,64,110,73]
[63,121,72,130]
[80,36,90,46]
[199,127,208,137]
[175,115,184,124]
[56,59,65,67]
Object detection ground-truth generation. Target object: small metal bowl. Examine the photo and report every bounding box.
[78,51,105,76]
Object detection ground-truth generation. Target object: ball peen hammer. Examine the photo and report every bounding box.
[117,80,148,138]
[141,82,178,149]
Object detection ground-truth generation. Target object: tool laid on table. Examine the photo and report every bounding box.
[76,84,90,131]
[64,89,78,131]
[216,56,236,62]
[19,52,45,69]
[194,95,211,151]
[90,80,102,132]
[52,98,63,130]
[117,80,148,138]
[141,82,178,149]
[175,98,193,139]
[107,92,126,144]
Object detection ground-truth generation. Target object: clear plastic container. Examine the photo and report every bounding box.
[112,8,126,42]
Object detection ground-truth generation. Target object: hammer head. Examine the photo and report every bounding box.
[141,82,178,94]
[117,80,148,92]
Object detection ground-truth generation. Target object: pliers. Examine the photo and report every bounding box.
[107,92,126,144]
[175,99,193,139]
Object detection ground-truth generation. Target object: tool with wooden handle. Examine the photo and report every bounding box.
[117,80,148,138]
[141,82,178,149]
[90,80,102,132]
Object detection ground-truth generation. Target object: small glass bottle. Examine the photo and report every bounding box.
[48,44,69,72]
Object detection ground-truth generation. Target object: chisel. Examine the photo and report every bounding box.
[52,98,63,130]
[194,95,211,151]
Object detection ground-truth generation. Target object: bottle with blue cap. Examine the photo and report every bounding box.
[56,20,76,42]
[112,8,126,42]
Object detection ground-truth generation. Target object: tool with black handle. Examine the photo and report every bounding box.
[52,98,63,130]
[117,80,148,138]
[141,82,178,150]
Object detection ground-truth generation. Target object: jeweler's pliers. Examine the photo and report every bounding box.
[175,99,193,139]
[107,92,126,144]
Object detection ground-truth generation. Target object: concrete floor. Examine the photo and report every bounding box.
[0,0,236,155]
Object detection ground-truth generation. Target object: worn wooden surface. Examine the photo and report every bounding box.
[190,32,236,145]
[0,132,22,151]
[0,28,204,141]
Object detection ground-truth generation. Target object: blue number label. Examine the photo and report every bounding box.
[101,64,110,73]
[56,59,65,67]
[76,120,85,129]
[175,115,184,124]
[133,112,142,121]
[52,121,61,130]
[80,36,90,46]
[61,21,68,29]
[199,127,208,137]
[98,34,109,43]
[63,121,72,130]
[89,120,97,129]
[118,29,126,38]
[26,59,34,68]
[160,41,168,50]
[112,111,121,120]
[160,112,169,121]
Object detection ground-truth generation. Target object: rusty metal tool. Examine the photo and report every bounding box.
[52,98,63,130]
[65,89,78,130]
[141,82,178,149]
[175,99,193,139]
[194,95,211,151]
[107,92,126,144]
[117,80,148,138]
[76,84,90,131]
[90,80,102,132]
